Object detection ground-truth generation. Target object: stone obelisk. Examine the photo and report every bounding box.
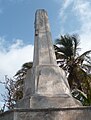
[21,9,81,108]
[1,9,91,120]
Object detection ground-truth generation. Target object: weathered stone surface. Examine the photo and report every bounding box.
[30,95,81,108]
[33,9,57,66]
[23,69,35,97]
[0,107,91,120]
[0,111,14,120]
[19,9,81,109]
[33,65,71,96]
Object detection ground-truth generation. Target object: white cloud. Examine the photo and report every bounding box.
[0,37,33,104]
[58,0,74,34]
[59,0,73,17]
[58,0,91,53]
[0,37,34,82]
[73,0,91,52]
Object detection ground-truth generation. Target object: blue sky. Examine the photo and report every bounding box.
[0,0,91,107]
[0,0,60,45]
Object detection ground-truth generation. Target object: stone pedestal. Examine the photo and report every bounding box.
[16,64,81,109]
[0,107,91,120]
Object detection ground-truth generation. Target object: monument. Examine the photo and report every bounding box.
[22,10,79,108]
[0,9,91,120]
[20,9,80,109]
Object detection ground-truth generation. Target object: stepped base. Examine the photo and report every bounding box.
[30,94,81,108]
[0,107,91,120]
[16,94,81,109]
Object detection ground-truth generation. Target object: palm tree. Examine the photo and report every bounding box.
[13,62,33,101]
[54,34,91,105]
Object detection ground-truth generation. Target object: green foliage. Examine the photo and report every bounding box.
[55,34,91,105]
[13,62,33,101]
[0,62,33,111]
[0,76,16,110]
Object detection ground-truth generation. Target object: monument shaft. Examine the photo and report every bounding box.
[33,9,71,96]
[33,9,57,67]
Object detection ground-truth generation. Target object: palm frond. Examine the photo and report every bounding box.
[75,50,91,64]
[72,34,80,57]
[22,62,33,69]
[54,45,62,52]
[79,50,91,59]
[55,51,66,59]
[82,64,91,73]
